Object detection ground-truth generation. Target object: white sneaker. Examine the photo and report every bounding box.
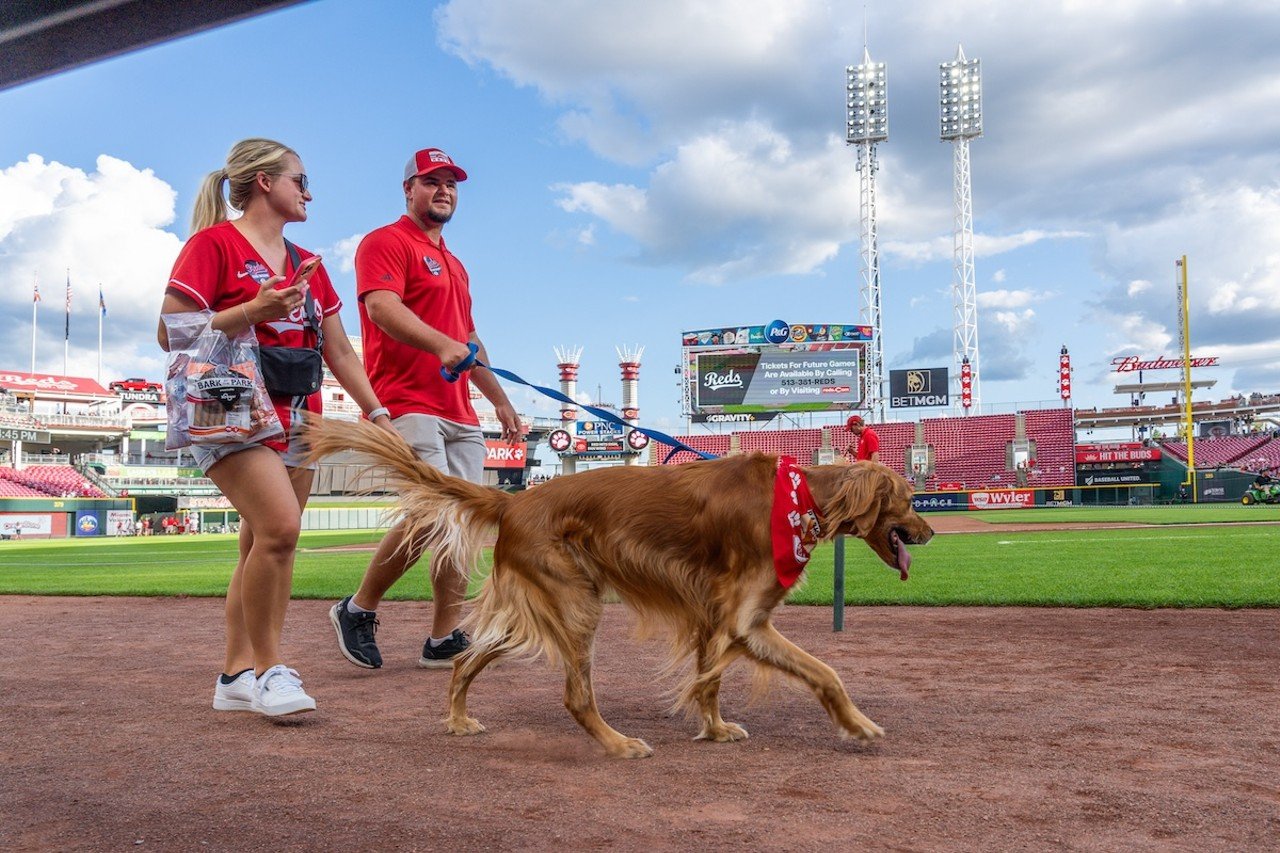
[251,665,317,717]
[212,669,255,712]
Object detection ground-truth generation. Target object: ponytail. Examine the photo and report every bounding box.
[190,169,230,232]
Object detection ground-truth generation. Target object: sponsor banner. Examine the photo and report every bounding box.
[107,509,134,536]
[1075,447,1161,463]
[1111,355,1219,373]
[0,371,112,396]
[888,367,950,408]
[118,389,163,404]
[1,514,52,536]
[178,496,233,509]
[575,420,623,439]
[968,490,1034,510]
[484,440,527,469]
[104,465,204,478]
[934,481,964,491]
[690,411,779,424]
[0,427,52,444]
[1080,472,1146,486]
[912,493,967,512]
[694,349,861,410]
[75,511,102,537]
[682,321,872,348]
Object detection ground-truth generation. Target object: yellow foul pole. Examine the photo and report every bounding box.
[1178,255,1195,502]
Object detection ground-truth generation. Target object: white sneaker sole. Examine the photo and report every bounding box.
[417,656,458,669]
[330,603,379,669]
[251,696,317,717]
[212,695,256,712]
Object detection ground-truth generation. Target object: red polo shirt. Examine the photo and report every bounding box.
[856,426,880,461]
[355,216,478,425]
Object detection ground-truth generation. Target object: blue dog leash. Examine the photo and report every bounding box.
[441,343,716,463]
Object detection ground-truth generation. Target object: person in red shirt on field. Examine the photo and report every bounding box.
[158,138,393,718]
[330,147,524,672]
[843,414,880,463]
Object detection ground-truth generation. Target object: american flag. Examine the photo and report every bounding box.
[33,283,40,303]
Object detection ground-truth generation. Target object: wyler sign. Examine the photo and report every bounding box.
[889,367,949,408]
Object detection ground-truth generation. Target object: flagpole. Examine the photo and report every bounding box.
[64,269,71,376]
[97,284,104,385]
[31,273,39,374]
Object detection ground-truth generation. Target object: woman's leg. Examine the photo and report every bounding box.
[221,521,255,676]
[205,446,303,675]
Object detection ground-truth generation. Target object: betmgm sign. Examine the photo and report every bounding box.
[889,367,950,409]
[681,320,872,416]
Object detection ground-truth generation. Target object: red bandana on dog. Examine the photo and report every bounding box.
[771,456,822,588]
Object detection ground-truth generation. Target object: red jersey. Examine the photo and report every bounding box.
[355,216,478,425]
[166,221,341,444]
[856,426,880,461]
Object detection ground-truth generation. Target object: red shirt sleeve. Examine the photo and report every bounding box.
[355,228,406,301]
[166,229,224,309]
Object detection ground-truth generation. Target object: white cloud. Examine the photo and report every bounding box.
[979,289,1050,310]
[992,269,1006,283]
[0,154,182,381]
[324,233,363,274]
[884,229,1088,265]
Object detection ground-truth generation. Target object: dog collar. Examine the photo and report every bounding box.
[771,456,823,589]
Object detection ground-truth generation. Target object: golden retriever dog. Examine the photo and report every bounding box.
[307,418,933,758]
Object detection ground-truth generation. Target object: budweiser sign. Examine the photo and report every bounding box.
[1111,355,1219,373]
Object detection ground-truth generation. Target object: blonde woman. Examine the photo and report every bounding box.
[157,138,394,716]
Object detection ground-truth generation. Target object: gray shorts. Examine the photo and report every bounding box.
[392,414,484,483]
[190,416,313,474]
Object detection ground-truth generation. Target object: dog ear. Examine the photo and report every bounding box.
[824,465,885,540]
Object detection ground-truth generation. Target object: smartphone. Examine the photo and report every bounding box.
[281,255,322,290]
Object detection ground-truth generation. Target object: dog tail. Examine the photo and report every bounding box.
[303,416,509,575]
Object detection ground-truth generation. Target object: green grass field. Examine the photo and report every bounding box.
[0,505,1276,607]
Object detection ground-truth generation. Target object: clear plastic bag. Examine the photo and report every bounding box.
[163,311,283,449]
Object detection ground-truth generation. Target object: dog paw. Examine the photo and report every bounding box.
[695,721,750,742]
[842,719,885,742]
[608,737,654,759]
[444,716,487,736]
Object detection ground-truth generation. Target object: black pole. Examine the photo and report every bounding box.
[833,534,845,632]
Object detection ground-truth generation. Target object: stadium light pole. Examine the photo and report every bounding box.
[940,44,983,414]
[846,47,888,422]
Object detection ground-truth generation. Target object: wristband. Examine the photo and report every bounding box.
[367,407,390,421]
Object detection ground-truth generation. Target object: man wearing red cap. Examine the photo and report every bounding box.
[843,414,880,464]
[331,148,524,671]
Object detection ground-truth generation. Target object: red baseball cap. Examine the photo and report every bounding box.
[846,414,864,428]
[403,148,468,182]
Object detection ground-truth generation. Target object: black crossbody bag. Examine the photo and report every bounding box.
[257,240,325,397]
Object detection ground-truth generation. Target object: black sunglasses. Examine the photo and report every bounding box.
[278,172,309,192]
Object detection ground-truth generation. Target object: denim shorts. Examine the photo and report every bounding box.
[189,417,313,474]
[392,414,484,483]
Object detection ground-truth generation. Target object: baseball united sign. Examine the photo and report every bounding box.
[889,367,950,408]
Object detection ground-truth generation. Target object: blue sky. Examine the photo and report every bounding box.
[1,0,1278,434]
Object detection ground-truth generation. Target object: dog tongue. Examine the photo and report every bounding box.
[891,530,911,581]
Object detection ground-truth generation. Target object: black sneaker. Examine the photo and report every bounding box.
[417,629,470,669]
[329,596,382,669]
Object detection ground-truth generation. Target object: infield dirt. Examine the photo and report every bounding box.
[1,595,1276,850]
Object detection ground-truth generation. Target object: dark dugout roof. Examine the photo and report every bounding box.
[0,0,312,92]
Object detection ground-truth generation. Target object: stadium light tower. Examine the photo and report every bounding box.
[846,46,888,421]
[940,44,983,413]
